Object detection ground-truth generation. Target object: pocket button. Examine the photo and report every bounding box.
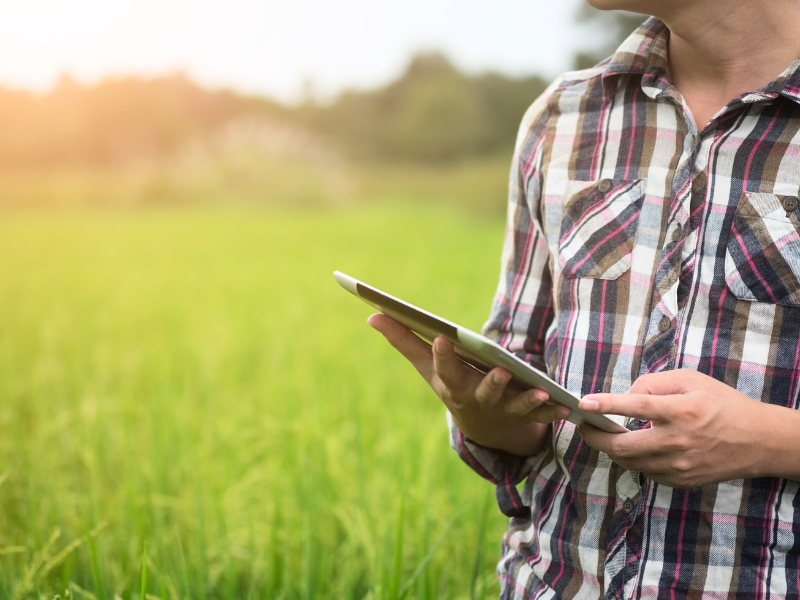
[783,196,798,212]
[658,316,671,333]
[598,179,613,194]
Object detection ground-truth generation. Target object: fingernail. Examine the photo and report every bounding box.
[533,389,549,402]
[580,399,600,411]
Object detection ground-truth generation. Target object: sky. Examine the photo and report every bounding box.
[0,0,602,104]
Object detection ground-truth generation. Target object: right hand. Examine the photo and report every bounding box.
[368,313,571,456]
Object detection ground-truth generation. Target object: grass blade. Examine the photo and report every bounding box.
[469,489,493,600]
[86,528,107,600]
[141,541,148,600]
[388,495,406,600]
[396,510,462,600]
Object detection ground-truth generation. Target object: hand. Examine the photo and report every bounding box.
[368,313,571,457]
[576,369,779,488]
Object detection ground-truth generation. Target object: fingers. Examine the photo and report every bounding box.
[578,393,673,422]
[628,369,701,395]
[500,386,545,414]
[578,425,655,459]
[367,313,435,382]
[474,368,514,405]
[432,336,569,423]
[367,318,480,399]
[504,389,570,421]
[523,401,572,424]
[578,424,614,454]
[580,370,712,422]
[432,336,473,391]
[578,425,700,487]
[369,316,572,427]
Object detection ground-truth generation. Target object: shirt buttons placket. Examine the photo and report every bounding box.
[622,499,635,514]
[598,179,613,194]
[672,224,683,242]
[783,196,798,213]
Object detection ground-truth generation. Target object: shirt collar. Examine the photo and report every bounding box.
[767,60,800,105]
[601,17,800,106]
[601,17,670,99]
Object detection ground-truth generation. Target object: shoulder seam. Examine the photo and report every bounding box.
[514,62,610,154]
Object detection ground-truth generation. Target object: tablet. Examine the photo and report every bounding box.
[334,271,627,434]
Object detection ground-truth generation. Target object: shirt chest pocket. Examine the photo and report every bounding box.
[725,192,800,307]
[558,178,646,279]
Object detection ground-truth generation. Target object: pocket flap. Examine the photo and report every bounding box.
[725,192,800,306]
[558,179,646,280]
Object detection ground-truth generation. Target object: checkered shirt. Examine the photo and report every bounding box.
[450,17,800,600]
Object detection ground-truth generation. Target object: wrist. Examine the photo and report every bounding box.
[749,403,800,481]
[455,416,549,457]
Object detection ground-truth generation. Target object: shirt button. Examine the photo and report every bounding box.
[622,499,634,514]
[783,196,798,212]
[598,179,613,193]
[658,316,671,333]
[671,224,683,242]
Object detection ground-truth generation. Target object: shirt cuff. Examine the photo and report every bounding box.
[447,411,547,518]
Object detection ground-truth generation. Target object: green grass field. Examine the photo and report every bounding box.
[0,204,511,599]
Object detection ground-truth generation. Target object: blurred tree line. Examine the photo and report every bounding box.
[0,58,546,167]
[298,53,547,163]
[0,9,640,169]
[0,74,287,167]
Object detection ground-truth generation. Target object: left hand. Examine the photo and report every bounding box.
[577,369,770,488]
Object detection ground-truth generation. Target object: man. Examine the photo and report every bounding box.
[370,0,800,598]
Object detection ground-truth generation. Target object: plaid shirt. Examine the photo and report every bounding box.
[450,17,800,600]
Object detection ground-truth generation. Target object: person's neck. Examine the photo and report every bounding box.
[654,1,800,130]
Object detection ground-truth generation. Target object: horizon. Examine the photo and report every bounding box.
[1,51,545,107]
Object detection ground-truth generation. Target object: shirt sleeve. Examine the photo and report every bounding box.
[482,78,558,369]
[448,78,559,518]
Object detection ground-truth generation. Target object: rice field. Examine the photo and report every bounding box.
[0,204,510,599]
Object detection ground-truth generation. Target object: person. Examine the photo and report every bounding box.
[368,0,800,597]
